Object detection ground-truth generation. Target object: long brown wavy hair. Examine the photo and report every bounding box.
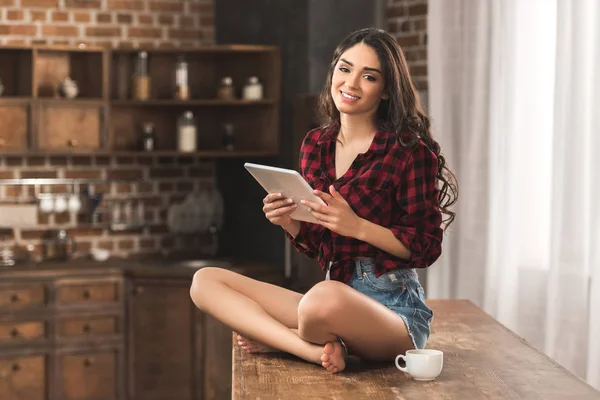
[317,28,458,227]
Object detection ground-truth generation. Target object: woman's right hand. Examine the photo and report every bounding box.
[262,193,299,232]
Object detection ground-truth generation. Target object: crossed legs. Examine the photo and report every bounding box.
[189,267,414,373]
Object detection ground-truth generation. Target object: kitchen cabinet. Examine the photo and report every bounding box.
[0,261,282,400]
[0,44,281,158]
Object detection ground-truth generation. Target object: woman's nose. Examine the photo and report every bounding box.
[345,73,360,89]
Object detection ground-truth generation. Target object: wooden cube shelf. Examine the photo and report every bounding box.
[0,44,281,157]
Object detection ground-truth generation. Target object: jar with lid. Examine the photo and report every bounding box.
[242,76,263,100]
[0,228,15,267]
[140,122,156,151]
[177,111,197,152]
[134,51,150,101]
[217,76,235,100]
[175,55,189,100]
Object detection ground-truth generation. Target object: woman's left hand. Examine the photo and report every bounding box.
[301,185,363,238]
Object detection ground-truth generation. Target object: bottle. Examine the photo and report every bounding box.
[177,111,197,152]
[175,55,189,100]
[242,76,263,100]
[140,122,156,151]
[222,123,235,151]
[217,77,235,100]
[134,51,150,101]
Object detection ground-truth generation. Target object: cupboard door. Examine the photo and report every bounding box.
[59,350,118,400]
[38,103,103,151]
[0,104,29,150]
[127,280,196,400]
[0,354,47,400]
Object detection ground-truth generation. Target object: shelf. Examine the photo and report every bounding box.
[37,98,106,106]
[111,44,278,54]
[0,97,32,105]
[111,99,275,107]
[0,150,278,158]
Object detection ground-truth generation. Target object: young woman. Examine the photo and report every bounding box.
[190,28,458,374]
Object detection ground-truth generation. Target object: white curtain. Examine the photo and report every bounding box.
[427,0,600,389]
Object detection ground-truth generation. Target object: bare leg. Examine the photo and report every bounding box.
[190,267,324,364]
[236,329,299,353]
[298,280,415,373]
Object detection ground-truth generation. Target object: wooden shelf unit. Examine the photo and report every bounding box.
[0,44,281,157]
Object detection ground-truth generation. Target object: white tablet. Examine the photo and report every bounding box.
[244,162,326,223]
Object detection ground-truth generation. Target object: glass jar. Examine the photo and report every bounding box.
[177,111,197,152]
[140,122,156,151]
[134,51,150,101]
[175,55,189,100]
[217,76,235,100]
[242,76,263,100]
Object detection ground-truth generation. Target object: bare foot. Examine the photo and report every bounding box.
[320,341,346,373]
[236,333,278,353]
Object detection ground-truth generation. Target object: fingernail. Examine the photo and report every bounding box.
[287,199,293,203]
[300,200,305,204]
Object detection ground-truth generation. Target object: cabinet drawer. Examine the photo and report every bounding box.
[58,316,118,338]
[0,354,47,400]
[60,351,117,400]
[57,281,120,306]
[0,284,46,311]
[0,321,46,343]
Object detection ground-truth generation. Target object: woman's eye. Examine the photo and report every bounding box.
[364,75,376,82]
[338,66,350,73]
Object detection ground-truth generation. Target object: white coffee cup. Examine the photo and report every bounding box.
[395,349,443,381]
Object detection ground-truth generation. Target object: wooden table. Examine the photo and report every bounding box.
[232,300,600,399]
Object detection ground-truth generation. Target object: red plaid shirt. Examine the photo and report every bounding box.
[287,127,443,283]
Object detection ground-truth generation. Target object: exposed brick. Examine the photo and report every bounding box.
[137,182,154,193]
[149,168,180,178]
[141,197,162,207]
[21,229,46,240]
[64,0,101,8]
[107,0,144,10]
[31,39,48,45]
[199,17,213,26]
[71,156,93,166]
[0,171,14,179]
[106,169,143,180]
[176,182,193,192]
[49,156,68,165]
[169,28,204,40]
[97,240,115,250]
[115,183,132,193]
[387,5,406,18]
[21,171,57,179]
[118,239,134,250]
[0,0,15,6]
[70,227,103,236]
[52,11,69,22]
[96,13,112,23]
[190,4,212,14]
[410,64,427,77]
[135,155,153,165]
[26,156,46,166]
[30,10,47,21]
[86,26,121,37]
[157,156,174,165]
[158,182,174,192]
[43,25,79,37]
[54,213,71,224]
[128,27,162,39]
[189,166,212,177]
[0,25,38,36]
[21,0,58,6]
[396,34,421,47]
[157,14,173,25]
[73,12,91,23]
[115,156,135,165]
[117,13,133,24]
[5,185,20,198]
[5,39,27,45]
[137,14,153,25]
[408,3,427,16]
[414,18,427,31]
[7,10,25,20]
[64,170,102,179]
[149,1,183,13]
[139,238,156,249]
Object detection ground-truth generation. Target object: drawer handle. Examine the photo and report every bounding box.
[82,323,91,333]
[83,357,94,367]
[0,138,5,148]
[10,294,20,303]
[82,289,91,299]
[133,286,144,295]
[68,139,78,148]
[9,328,19,339]
[12,363,20,372]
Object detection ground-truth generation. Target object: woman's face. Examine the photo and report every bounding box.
[330,43,387,118]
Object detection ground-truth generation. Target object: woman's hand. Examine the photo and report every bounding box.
[262,193,300,233]
[301,185,363,238]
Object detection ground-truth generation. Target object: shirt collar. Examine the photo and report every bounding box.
[317,127,396,156]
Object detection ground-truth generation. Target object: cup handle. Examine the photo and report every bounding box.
[395,354,407,372]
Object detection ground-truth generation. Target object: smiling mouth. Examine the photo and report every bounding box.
[341,91,360,100]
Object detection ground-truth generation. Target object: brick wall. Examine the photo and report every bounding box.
[386,0,428,90]
[0,0,216,260]
[0,0,214,47]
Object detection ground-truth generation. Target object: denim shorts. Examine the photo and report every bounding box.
[326,257,433,350]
